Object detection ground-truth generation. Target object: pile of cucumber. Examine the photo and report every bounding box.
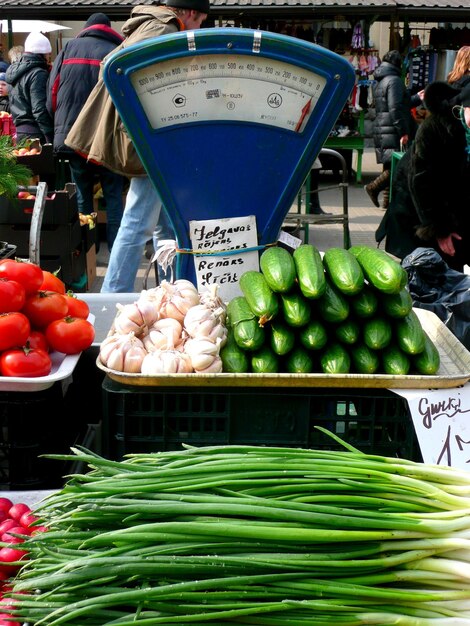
[222,244,440,375]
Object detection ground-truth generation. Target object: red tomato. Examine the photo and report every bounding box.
[0,279,26,313]
[0,260,43,294]
[0,346,52,378]
[64,293,90,319]
[45,316,95,354]
[22,290,68,329]
[0,313,30,351]
[8,504,29,523]
[23,330,49,352]
[0,499,12,514]
[40,270,66,294]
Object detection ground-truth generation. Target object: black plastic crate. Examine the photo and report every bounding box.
[0,218,82,258]
[0,183,78,226]
[101,378,421,462]
[0,383,87,490]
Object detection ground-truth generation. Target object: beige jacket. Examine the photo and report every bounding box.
[65,6,184,177]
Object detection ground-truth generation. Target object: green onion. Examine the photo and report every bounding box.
[7,437,470,625]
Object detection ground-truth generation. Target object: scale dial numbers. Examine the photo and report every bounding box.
[132,54,327,131]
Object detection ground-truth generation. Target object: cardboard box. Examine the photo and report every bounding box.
[86,244,97,291]
[0,183,79,226]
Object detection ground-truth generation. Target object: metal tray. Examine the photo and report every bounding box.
[96,309,470,389]
[0,314,95,393]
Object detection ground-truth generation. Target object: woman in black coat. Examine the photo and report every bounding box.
[376,81,470,272]
[365,50,419,210]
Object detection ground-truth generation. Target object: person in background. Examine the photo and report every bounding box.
[66,0,209,293]
[0,73,9,113]
[447,46,470,89]
[376,81,470,272]
[365,50,419,210]
[5,32,53,145]
[47,13,126,252]
[0,59,8,73]
[408,81,470,271]
[8,46,24,64]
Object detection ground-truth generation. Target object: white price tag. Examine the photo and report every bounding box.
[393,383,470,470]
[189,215,259,302]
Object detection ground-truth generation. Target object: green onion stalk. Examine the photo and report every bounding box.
[5,434,470,625]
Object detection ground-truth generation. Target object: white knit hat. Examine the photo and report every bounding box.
[24,32,52,54]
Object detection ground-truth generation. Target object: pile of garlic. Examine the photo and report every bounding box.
[99,280,228,375]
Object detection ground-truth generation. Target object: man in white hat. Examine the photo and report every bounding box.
[5,32,53,145]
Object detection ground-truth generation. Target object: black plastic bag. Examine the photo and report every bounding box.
[402,247,470,350]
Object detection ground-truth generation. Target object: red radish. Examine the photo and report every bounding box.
[0,499,12,515]
[19,511,38,528]
[1,527,28,544]
[7,503,29,522]
[0,520,16,536]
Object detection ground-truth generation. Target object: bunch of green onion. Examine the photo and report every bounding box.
[6,434,470,625]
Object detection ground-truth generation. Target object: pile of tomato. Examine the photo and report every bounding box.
[0,259,95,377]
[0,497,47,626]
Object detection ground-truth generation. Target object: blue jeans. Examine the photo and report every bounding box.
[68,153,125,252]
[101,176,167,293]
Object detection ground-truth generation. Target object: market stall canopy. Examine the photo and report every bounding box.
[0,20,71,33]
[0,0,468,22]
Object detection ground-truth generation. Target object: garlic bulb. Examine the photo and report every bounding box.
[141,348,192,374]
[158,279,200,323]
[196,356,223,374]
[184,337,222,372]
[136,287,166,319]
[113,300,159,337]
[199,284,227,323]
[99,332,147,373]
[184,304,227,344]
[143,318,183,352]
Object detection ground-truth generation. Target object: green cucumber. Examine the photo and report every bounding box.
[299,320,328,351]
[260,246,296,293]
[334,319,360,345]
[363,317,393,351]
[382,345,411,376]
[239,270,278,326]
[322,247,364,295]
[381,288,413,319]
[251,346,279,373]
[280,290,311,327]
[395,309,426,355]
[320,342,351,374]
[292,244,326,299]
[349,245,407,295]
[220,329,250,373]
[350,284,379,318]
[226,296,265,352]
[285,347,315,373]
[270,321,296,356]
[316,278,350,323]
[412,331,440,375]
[350,343,380,374]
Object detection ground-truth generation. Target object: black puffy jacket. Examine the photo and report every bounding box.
[372,61,417,166]
[5,53,53,143]
[47,23,123,154]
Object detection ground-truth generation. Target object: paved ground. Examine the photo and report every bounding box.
[93,147,384,293]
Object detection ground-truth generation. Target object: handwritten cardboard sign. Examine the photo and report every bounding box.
[393,384,470,470]
[189,215,259,302]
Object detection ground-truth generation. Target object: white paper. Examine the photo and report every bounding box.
[189,215,259,302]
[393,383,470,470]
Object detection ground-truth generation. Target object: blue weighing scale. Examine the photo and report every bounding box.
[103,28,355,290]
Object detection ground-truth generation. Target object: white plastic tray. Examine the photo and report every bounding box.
[0,314,95,393]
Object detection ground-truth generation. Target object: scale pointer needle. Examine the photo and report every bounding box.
[294,98,312,132]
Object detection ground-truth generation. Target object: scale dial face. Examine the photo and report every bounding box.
[131,53,327,132]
